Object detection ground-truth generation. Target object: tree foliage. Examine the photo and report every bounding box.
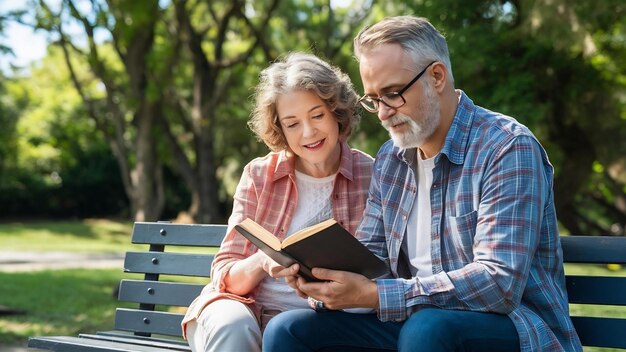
[0,0,624,234]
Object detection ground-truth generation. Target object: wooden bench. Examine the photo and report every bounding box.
[29,221,227,352]
[27,222,626,351]
[560,236,626,349]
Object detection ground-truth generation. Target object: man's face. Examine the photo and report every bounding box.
[359,43,440,149]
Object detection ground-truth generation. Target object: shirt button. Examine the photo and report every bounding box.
[402,215,407,220]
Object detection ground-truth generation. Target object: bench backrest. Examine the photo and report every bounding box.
[116,223,626,348]
[561,235,626,349]
[115,222,227,337]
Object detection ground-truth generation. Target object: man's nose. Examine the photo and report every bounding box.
[377,103,396,122]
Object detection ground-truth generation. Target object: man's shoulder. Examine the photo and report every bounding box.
[375,139,399,157]
[372,140,409,170]
[471,105,535,145]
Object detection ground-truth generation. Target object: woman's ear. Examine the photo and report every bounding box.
[338,122,349,142]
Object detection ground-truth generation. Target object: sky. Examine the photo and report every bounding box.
[0,1,49,75]
[0,0,361,76]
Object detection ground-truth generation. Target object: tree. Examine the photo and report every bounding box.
[7,0,623,233]
[161,0,372,222]
[31,0,372,222]
[34,0,166,221]
[383,0,626,235]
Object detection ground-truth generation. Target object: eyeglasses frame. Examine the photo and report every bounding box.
[359,61,437,113]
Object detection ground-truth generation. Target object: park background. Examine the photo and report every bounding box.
[0,0,624,350]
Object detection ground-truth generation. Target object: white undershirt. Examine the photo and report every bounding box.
[255,170,335,311]
[406,152,436,279]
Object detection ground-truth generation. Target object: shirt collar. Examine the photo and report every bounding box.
[439,90,475,165]
[272,141,354,181]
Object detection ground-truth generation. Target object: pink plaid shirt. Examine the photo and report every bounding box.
[182,142,373,335]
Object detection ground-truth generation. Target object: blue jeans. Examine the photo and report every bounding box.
[263,307,520,352]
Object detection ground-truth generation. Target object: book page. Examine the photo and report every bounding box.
[239,218,282,251]
[281,218,337,248]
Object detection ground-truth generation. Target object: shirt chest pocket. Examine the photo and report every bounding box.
[445,210,477,264]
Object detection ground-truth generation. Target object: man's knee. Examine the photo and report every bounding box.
[399,308,519,352]
[264,310,311,340]
[398,308,458,351]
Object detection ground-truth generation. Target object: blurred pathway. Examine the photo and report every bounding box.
[0,342,28,352]
[0,251,124,272]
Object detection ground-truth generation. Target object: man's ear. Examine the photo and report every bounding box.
[431,62,447,93]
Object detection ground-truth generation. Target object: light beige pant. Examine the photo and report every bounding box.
[185,299,262,352]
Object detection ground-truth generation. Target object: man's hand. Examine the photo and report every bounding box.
[284,264,309,297]
[291,268,379,310]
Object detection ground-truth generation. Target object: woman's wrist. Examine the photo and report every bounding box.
[223,253,268,294]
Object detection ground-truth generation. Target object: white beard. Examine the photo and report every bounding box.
[382,86,440,149]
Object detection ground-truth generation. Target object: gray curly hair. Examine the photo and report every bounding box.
[248,52,360,151]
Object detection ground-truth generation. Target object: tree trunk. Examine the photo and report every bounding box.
[130,103,164,221]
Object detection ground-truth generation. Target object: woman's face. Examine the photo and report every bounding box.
[276,90,341,177]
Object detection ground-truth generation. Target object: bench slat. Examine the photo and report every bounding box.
[124,252,213,276]
[28,335,180,352]
[566,276,626,305]
[94,330,188,344]
[78,333,190,351]
[115,308,184,337]
[561,236,626,264]
[132,222,227,247]
[118,280,205,306]
[571,316,626,349]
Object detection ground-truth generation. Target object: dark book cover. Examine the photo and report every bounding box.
[235,219,387,282]
[234,223,318,281]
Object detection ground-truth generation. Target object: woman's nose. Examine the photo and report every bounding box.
[302,120,316,137]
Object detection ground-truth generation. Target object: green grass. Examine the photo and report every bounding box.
[0,268,139,345]
[0,219,137,252]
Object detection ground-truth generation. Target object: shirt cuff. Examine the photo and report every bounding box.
[376,278,407,322]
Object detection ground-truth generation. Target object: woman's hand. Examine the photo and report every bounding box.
[223,251,299,295]
[258,251,298,278]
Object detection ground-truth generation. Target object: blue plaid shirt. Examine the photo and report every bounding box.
[358,91,582,351]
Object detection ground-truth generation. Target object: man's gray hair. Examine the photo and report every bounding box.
[354,16,454,83]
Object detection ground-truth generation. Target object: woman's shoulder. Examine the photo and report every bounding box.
[342,144,374,180]
[344,143,374,164]
[245,151,278,167]
[242,150,290,179]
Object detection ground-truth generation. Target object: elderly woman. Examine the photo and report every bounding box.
[181,52,374,352]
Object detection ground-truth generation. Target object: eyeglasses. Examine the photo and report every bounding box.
[359,61,436,113]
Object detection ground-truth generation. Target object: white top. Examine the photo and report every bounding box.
[406,152,436,279]
[255,170,336,311]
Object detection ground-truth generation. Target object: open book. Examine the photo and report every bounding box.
[235,218,387,282]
